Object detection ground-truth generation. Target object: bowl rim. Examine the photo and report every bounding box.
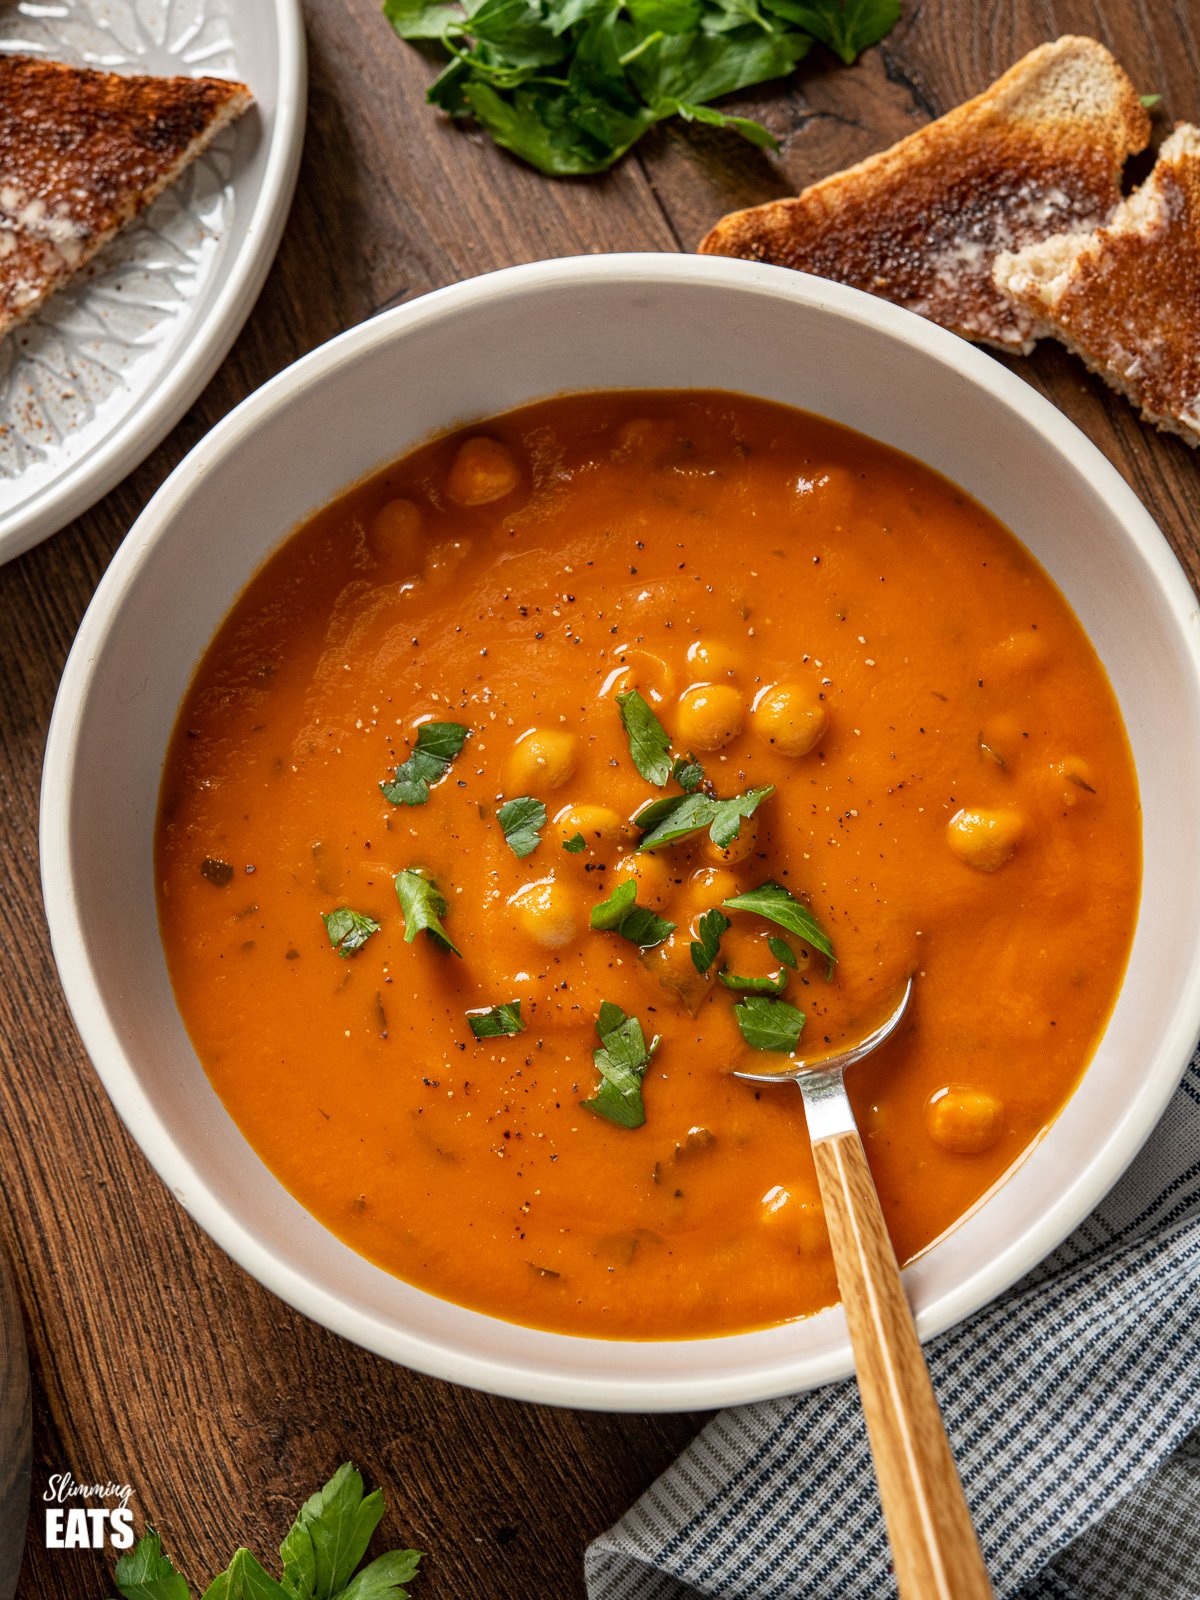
[40,252,1200,1410]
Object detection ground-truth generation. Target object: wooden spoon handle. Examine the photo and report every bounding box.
[812,1129,994,1600]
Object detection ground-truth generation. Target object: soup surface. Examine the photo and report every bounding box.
[156,392,1140,1339]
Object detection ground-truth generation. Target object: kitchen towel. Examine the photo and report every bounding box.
[585,1052,1200,1599]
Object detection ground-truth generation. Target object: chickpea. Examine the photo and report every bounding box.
[1052,756,1097,808]
[987,629,1051,678]
[704,813,758,866]
[506,728,578,793]
[423,538,472,584]
[978,713,1023,771]
[686,638,739,680]
[687,865,739,907]
[675,683,745,751]
[613,416,676,461]
[509,876,579,949]
[553,802,625,854]
[753,683,826,757]
[927,1086,1003,1155]
[611,852,673,910]
[446,437,520,506]
[758,1185,826,1252]
[946,807,1023,872]
[370,497,423,572]
[603,647,675,706]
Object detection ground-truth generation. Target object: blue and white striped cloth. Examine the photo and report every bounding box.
[586,1055,1200,1600]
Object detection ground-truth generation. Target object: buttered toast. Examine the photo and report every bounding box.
[0,54,251,341]
[995,123,1200,447]
[698,36,1149,352]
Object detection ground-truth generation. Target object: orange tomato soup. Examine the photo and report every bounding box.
[156,392,1140,1339]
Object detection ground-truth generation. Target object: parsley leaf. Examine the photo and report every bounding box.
[385,0,897,175]
[380,722,468,806]
[202,1548,289,1599]
[616,689,672,786]
[722,881,835,974]
[562,831,587,853]
[690,907,729,973]
[322,907,381,959]
[637,784,774,851]
[497,795,547,857]
[718,967,789,995]
[112,1466,422,1600]
[734,994,806,1052]
[590,879,675,948]
[671,755,706,793]
[468,1001,525,1037]
[760,0,899,63]
[394,869,462,956]
[768,934,798,969]
[583,1001,659,1128]
[112,1530,191,1600]
[335,1551,423,1599]
[278,1463,388,1600]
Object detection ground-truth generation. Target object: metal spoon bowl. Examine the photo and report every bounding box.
[734,974,994,1600]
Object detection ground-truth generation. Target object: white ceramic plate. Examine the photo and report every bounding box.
[0,0,306,563]
[40,256,1200,1411]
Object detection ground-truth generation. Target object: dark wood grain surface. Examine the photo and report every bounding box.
[3,2,1199,1595]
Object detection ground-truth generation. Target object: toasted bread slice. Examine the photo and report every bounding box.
[0,54,252,340]
[995,124,1200,446]
[698,36,1149,353]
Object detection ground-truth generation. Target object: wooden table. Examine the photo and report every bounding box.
[4,2,1198,1595]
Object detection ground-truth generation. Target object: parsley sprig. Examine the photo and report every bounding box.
[616,689,672,786]
[384,0,900,176]
[590,879,676,948]
[109,1464,421,1600]
[380,721,468,806]
[734,994,806,1052]
[468,1000,526,1037]
[395,868,462,955]
[722,881,835,974]
[636,783,774,852]
[322,907,381,958]
[497,795,547,857]
[584,1000,659,1128]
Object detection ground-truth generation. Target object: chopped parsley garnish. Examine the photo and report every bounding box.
[768,934,798,969]
[110,1464,421,1600]
[671,754,706,793]
[395,868,461,956]
[380,720,468,806]
[468,1001,526,1038]
[690,907,729,974]
[590,879,675,948]
[562,831,587,853]
[722,881,835,974]
[497,795,547,857]
[734,994,806,1053]
[616,688,672,786]
[583,1000,659,1128]
[637,784,774,852]
[718,967,789,995]
[384,0,899,177]
[322,906,381,958]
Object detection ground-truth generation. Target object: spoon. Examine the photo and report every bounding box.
[734,975,994,1599]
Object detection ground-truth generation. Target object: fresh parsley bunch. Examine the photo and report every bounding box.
[384,0,900,174]
[109,1464,421,1600]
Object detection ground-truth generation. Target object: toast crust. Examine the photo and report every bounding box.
[995,124,1200,447]
[0,54,252,338]
[698,36,1149,352]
